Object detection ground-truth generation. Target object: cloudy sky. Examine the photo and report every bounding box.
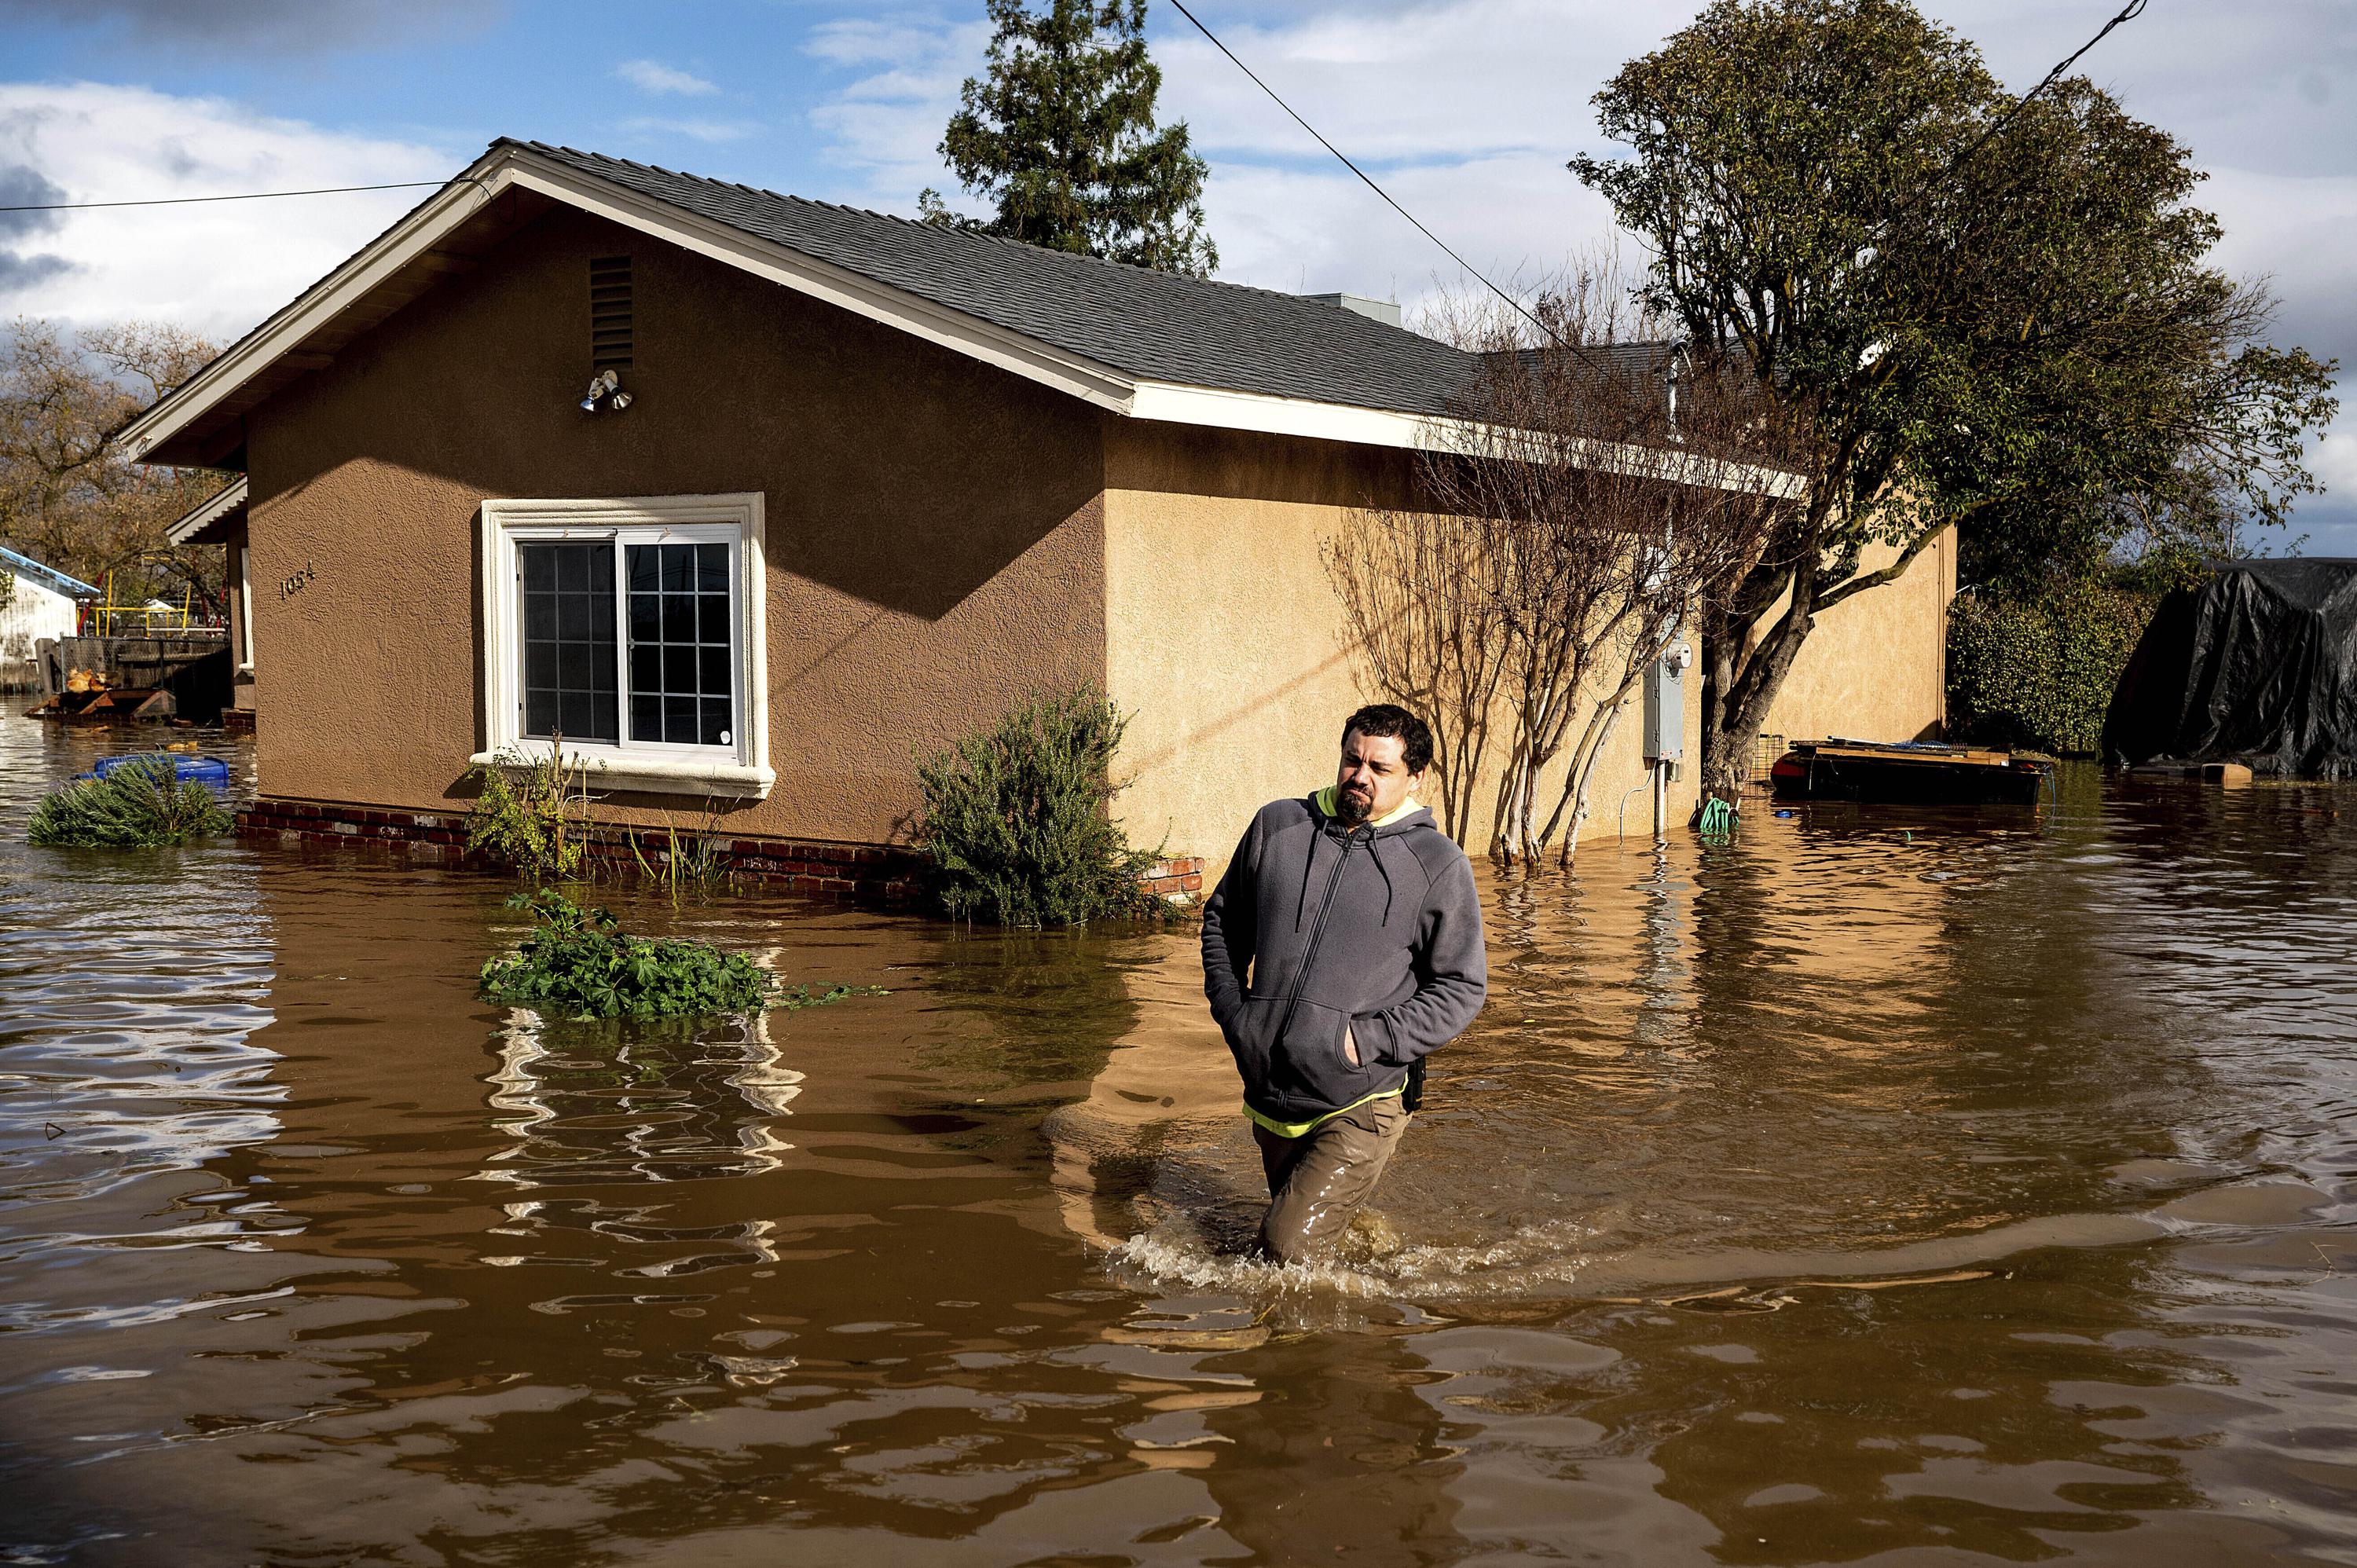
[2,0,2352,551]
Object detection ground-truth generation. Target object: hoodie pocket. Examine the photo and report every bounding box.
[1266,1000,1377,1112]
[1225,995,1281,1086]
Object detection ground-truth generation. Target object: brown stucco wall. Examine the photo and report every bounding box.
[242,205,1106,842]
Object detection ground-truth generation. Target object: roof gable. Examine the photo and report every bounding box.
[513,142,1479,419]
[122,139,1491,470]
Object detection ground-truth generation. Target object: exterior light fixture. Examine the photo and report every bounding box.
[577,369,626,414]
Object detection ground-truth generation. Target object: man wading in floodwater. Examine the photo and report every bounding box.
[1200,704,1488,1265]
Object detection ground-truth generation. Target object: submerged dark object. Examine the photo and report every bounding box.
[1769,738,2053,805]
[2105,559,2357,779]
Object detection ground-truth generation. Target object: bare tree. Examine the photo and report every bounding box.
[0,317,223,615]
[1331,262,1785,865]
[1323,502,1508,844]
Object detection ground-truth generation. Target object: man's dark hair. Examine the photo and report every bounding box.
[1342,703,1435,774]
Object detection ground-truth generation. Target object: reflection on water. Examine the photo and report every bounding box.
[2,716,2355,1566]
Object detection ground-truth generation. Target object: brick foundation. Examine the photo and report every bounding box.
[234,797,1204,910]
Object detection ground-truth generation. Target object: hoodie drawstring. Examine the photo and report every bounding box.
[1368,830,1396,928]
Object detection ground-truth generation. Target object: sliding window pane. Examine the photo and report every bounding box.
[625,541,734,746]
[519,542,618,744]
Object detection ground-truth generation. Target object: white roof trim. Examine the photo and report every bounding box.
[166,477,249,544]
[1127,381,1802,496]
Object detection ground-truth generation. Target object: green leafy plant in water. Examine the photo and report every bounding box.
[479,888,878,1020]
[467,744,592,882]
[913,683,1185,928]
[27,757,232,848]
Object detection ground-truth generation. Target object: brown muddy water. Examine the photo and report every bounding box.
[4,723,2356,1566]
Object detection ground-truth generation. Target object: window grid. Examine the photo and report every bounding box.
[519,542,620,744]
[627,542,735,747]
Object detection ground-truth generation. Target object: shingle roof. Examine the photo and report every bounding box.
[509,140,1493,419]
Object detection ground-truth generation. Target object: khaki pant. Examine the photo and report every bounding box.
[1252,1094,1409,1266]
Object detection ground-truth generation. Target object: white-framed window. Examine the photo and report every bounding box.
[474,493,772,798]
[236,543,254,672]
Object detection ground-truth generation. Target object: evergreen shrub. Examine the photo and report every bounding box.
[1948,584,2160,755]
[27,758,232,848]
[913,685,1178,927]
[479,888,873,1020]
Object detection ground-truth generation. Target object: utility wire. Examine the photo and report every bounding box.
[0,178,482,213]
[1939,0,2147,188]
[1167,0,2145,365]
[1163,0,1576,355]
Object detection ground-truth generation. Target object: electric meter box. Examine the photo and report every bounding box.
[1644,639,1691,763]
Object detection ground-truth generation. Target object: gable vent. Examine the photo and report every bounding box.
[590,255,632,371]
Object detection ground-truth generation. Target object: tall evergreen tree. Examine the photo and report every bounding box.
[922,0,1217,277]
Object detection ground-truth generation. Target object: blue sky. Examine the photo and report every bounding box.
[3,0,2353,553]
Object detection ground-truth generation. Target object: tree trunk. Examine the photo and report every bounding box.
[1700,549,1820,791]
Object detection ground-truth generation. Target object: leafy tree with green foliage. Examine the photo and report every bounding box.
[922,0,1217,277]
[27,757,231,848]
[1963,296,2337,594]
[1568,0,2337,788]
[914,684,1181,927]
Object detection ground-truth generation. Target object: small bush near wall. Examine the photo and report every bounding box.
[467,747,591,882]
[915,685,1179,927]
[1948,584,2161,756]
[27,759,232,848]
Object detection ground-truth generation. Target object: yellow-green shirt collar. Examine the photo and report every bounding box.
[1312,785,1424,828]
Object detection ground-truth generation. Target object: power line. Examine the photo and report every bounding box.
[1940,0,2147,187]
[1166,0,2145,363]
[0,178,476,214]
[1163,0,1573,354]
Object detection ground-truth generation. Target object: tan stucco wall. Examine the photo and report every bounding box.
[1102,422,1705,879]
[1757,528,1956,754]
[243,205,1106,841]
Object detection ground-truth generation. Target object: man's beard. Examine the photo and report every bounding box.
[1336,786,1373,825]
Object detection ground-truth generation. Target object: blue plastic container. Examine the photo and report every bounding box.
[87,754,233,792]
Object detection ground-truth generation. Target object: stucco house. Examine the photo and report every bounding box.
[0,546,95,692]
[125,139,1952,885]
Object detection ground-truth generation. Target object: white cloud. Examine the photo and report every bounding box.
[801,13,992,209]
[0,82,449,338]
[614,59,718,97]
[617,116,758,145]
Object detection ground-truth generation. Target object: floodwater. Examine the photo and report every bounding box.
[4,723,2356,1566]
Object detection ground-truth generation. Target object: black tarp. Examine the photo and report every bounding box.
[2104,558,2357,779]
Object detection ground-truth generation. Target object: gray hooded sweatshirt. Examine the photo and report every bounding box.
[1200,787,1488,1135]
